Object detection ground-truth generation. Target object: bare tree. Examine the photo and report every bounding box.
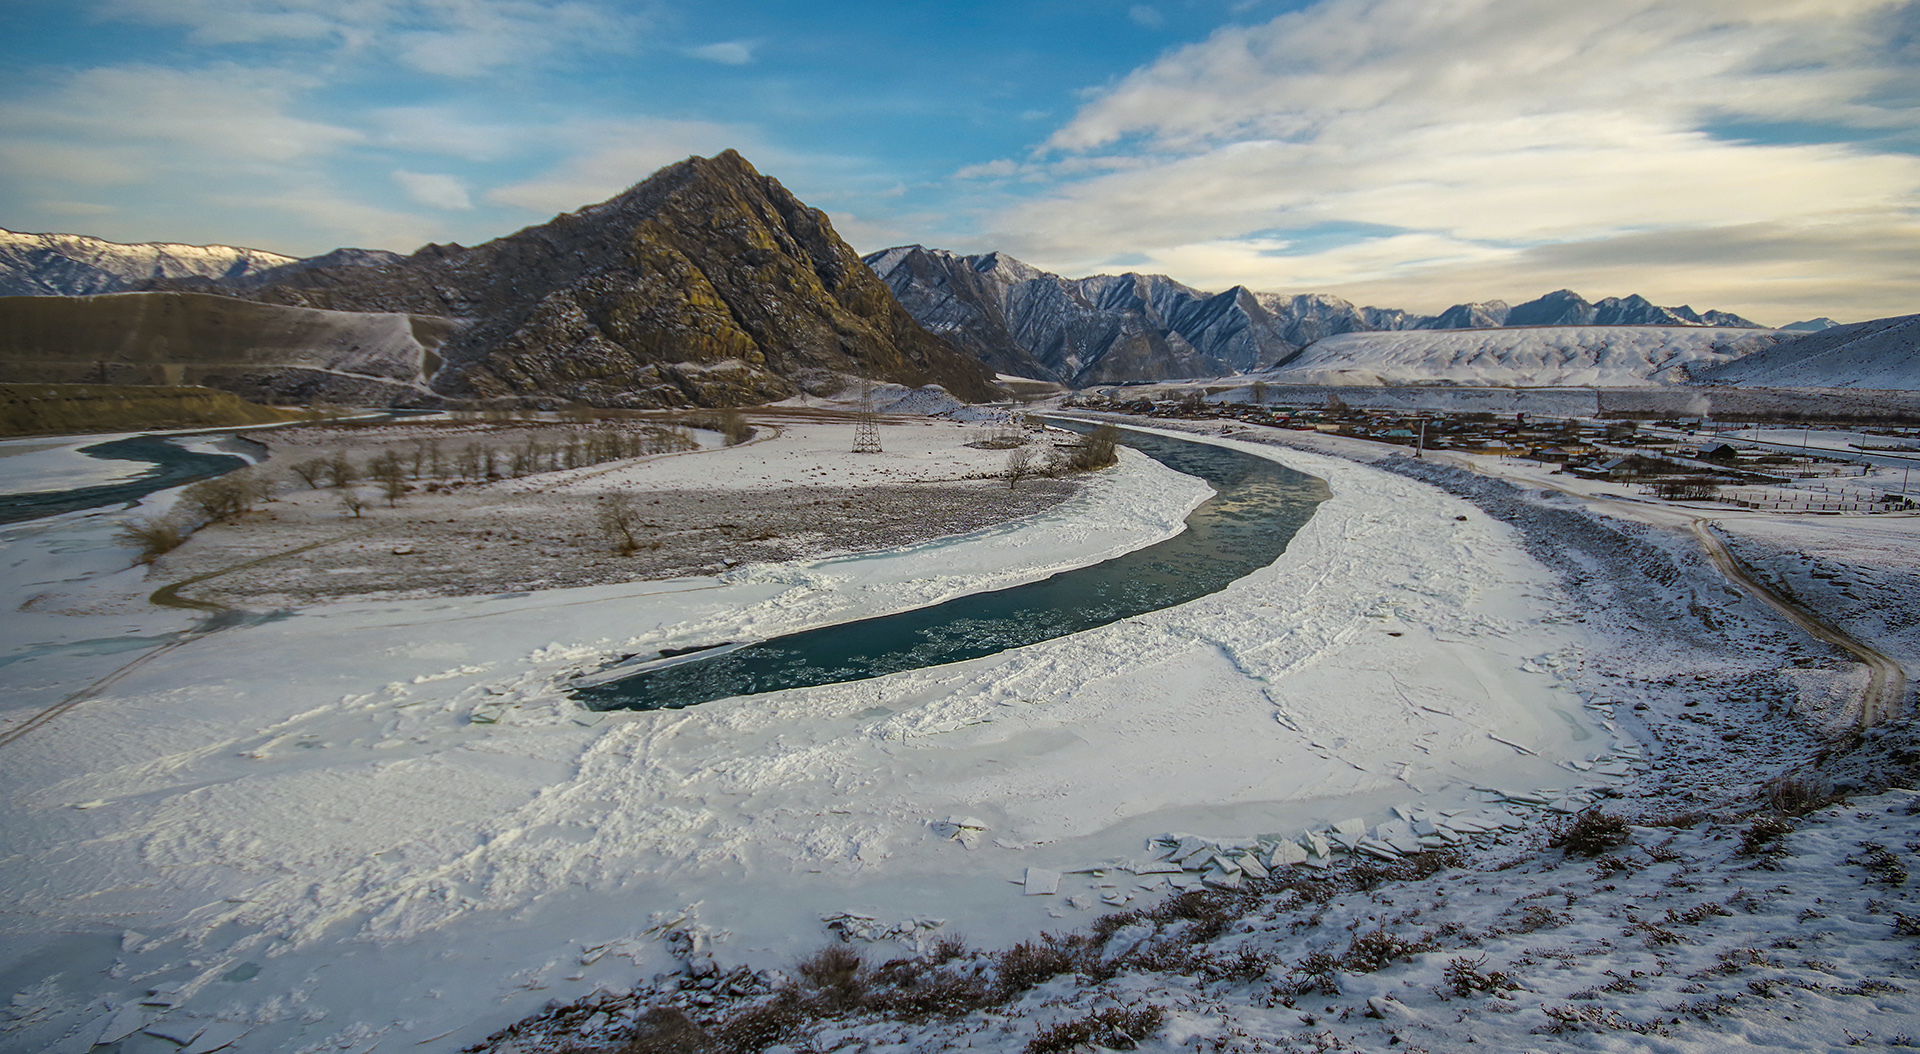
[1005,445,1034,490]
[371,452,407,506]
[289,458,328,489]
[597,491,645,555]
[1067,424,1121,472]
[325,452,357,488]
[337,489,368,519]
[181,476,251,523]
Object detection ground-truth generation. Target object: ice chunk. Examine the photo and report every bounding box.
[182,1022,251,1054]
[1023,868,1061,896]
[1269,841,1308,868]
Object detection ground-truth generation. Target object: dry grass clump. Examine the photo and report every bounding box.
[1549,809,1631,857]
[1739,814,1795,855]
[1763,774,1837,817]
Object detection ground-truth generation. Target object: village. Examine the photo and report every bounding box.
[1068,390,1920,514]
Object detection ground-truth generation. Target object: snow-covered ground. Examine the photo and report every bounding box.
[1266,326,1779,388]
[3,414,1915,1054]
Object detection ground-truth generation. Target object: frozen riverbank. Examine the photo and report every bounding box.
[3,424,1680,1052]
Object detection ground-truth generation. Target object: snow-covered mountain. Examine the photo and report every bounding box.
[0,228,297,296]
[862,246,1296,386]
[1695,313,1920,390]
[1780,317,1842,333]
[864,246,1766,386]
[1262,325,1783,387]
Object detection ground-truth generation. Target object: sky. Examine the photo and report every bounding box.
[1,0,1915,326]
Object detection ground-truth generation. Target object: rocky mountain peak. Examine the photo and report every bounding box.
[145,152,998,407]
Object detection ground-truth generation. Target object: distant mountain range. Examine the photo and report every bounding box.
[864,245,1764,387]
[0,229,297,297]
[2,152,997,407]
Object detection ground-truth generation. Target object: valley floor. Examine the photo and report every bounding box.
[0,411,1915,1054]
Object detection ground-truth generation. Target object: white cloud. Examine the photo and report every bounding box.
[392,170,474,210]
[687,40,757,66]
[1128,4,1165,29]
[993,0,1920,321]
[484,117,761,214]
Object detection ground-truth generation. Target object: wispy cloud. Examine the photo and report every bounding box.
[93,0,646,75]
[0,63,361,181]
[687,40,757,66]
[392,170,474,210]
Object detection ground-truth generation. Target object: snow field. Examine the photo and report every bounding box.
[1265,326,1778,388]
[0,421,1637,1052]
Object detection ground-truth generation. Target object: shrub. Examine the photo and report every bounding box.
[1065,424,1121,472]
[995,937,1077,999]
[1287,951,1342,995]
[1550,810,1631,857]
[1343,928,1433,973]
[1444,954,1520,997]
[1026,1006,1164,1054]
[598,491,646,555]
[116,517,186,563]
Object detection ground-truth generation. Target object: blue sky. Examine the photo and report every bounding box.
[2,0,1916,325]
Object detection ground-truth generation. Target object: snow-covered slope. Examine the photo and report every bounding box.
[1696,312,1920,390]
[1265,325,1782,387]
[0,228,296,296]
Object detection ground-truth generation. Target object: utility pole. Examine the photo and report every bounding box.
[1416,419,1426,459]
[851,383,883,454]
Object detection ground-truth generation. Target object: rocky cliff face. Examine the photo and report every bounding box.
[867,246,1766,384]
[160,152,997,407]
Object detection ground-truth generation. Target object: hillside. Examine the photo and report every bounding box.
[1261,325,1783,387]
[165,152,998,407]
[0,228,295,296]
[0,382,299,437]
[0,291,455,405]
[1695,312,1920,390]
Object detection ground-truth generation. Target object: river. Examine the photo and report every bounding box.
[578,426,1329,710]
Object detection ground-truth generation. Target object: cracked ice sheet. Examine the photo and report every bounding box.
[0,427,1612,1053]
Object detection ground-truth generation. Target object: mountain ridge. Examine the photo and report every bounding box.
[0,228,297,297]
[863,245,1766,387]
